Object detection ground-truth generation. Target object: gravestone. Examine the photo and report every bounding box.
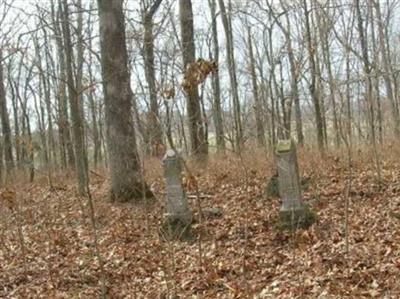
[276,139,315,229]
[162,149,192,239]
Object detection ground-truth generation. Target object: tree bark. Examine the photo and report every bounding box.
[316,8,340,148]
[143,0,164,156]
[247,26,266,147]
[61,0,88,195]
[372,0,400,138]
[0,50,14,176]
[179,0,208,157]
[284,12,304,146]
[355,0,382,182]
[208,0,225,152]
[52,0,75,169]
[303,0,324,154]
[218,0,243,151]
[97,0,153,201]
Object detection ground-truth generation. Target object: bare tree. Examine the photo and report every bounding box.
[354,0,382,182]
[208,0,225,152]
[247,26,265,147]
[303,0,324,154]
[97,0,153,201]
[372,0,400,138]
[61,0,88,195]
[143,0,164,156]
[0,49,14,177]
[218,0,243,151]
[179,0,208,157]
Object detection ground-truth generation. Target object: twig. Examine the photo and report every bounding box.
[85,183,107,298]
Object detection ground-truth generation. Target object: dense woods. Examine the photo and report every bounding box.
[1,0,400,297]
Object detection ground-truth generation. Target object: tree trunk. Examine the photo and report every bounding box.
[97,0,153,201]
[218,0,242,151]
[61,0,88,195]
[52,0,75,169]
[7,62,20,166]
[284,13,304,146]
[143,0,164,156]
[208,0,225,152]
[87,14,102,167]
[179,0,208,157]
[41,26,57,166]
[372,0,400,138]
[75,0,89,173]
[303,0,324,154]
[355,0,382,182]
[0,50,14,177]
[247,26,265,147]
[369,3,383,143]
[317,9,340,148]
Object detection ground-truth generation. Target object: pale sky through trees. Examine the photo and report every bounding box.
[1,1,400,296]
[1,0,400,140]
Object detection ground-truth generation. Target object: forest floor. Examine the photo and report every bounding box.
[1,145,400,298]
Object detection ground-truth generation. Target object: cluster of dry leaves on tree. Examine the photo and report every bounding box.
[182,59,218,93]
[1,145,400,298]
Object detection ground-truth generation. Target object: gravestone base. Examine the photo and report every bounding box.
[278,204,316,230]
[161,216,194,241]
[108,185,155,203]
[161,149,193,241]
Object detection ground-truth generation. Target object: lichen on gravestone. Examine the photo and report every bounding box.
[276,139,315,230]
[161,149,193,240]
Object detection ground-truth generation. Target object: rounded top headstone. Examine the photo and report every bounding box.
[276,139,294,153]
[163,149,181,161]
[165,149,176,157]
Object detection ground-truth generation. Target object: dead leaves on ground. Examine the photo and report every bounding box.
[0,188,16,211]
[0,151,400,297]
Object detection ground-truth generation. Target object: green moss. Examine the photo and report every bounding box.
[276,139,293,153]
[265,173,279,197]
[108,185,155,203]
[276,205,316,231]
[160,218,194,241]
[300,176,312,192]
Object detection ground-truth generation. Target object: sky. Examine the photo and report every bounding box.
[2,0,400,134]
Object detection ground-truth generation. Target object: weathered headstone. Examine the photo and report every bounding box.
[162,149,192,238]
[276,139,315,229]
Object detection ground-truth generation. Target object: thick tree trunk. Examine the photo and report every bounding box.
[247,27,265,147]
[143,0,164,156]
[17,73,34,182]
[97,0,153,202]
[75,0,89,173]
[209,0,225,152]
[317,10,340,148]
[7,64,20,166]
[345,49,353,146]
[218,0,242,151]
[62,0,88,195]
[179,0,208,157]
[355,0,382,182]
[373,0,400,138]
[40,26,57,166]
[52,0,75,169]
[0,50,14,176]
[369,4,383,143]
[32,84,49,167]
[87,17,102,168]
[303,0,324,154]
[284,14,303,146]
